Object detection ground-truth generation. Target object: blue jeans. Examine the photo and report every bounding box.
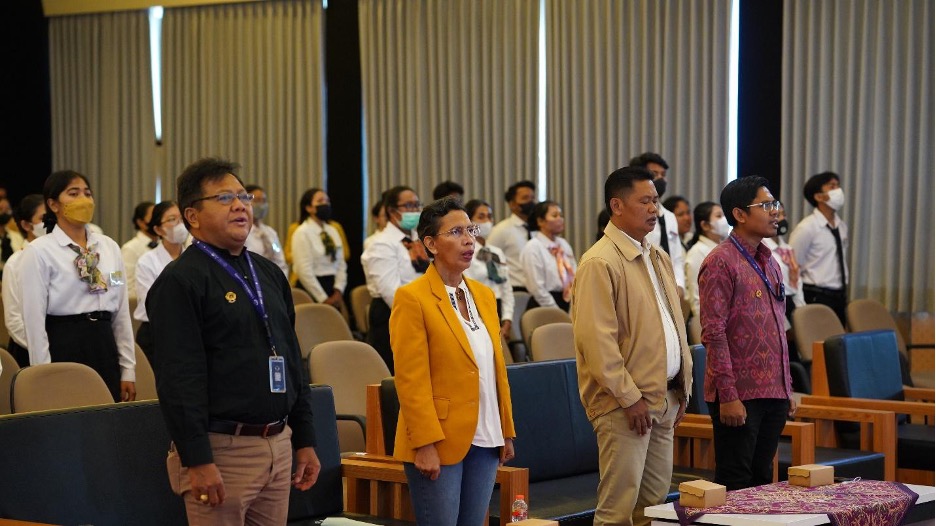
[403,445,500,526]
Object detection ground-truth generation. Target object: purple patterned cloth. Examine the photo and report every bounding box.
[674,480,918,526]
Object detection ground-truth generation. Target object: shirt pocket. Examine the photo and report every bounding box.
[433,397,450,420]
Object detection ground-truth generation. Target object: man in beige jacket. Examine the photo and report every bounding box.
[572,166,693,526]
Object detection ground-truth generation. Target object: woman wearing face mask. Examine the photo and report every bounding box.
[243,184,289,277]
[285,189,352,285]
[2,194,47,367]
[463,199,514,342]
[685,202,731,320]
[291,188,348,312]
[133,201,188,361]
[519,200,576,312]
[18,170,136,403]
[361,186,428,372]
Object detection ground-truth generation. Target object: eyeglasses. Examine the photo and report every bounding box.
[746,200,781,212]
[160,215,182,226]
[435,224,481,239]
[396,201,422,211]
[190,192,255,206]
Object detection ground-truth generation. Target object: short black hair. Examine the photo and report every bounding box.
[132,201,155,230]
[596,209,610,242]
[370,192,387,219]
[527,200,559,232]
[42,170,91,234]
[604,166,654,213]
[720,175,770,227]
[147,200,178,237]
[628,152,669,170]
[662,195,689,213]
[464,199,491,220]
[14,194,44,237]
[504,180,536,203]
[803,171,840,207]
[177,157,242,229]
[417,196,466,258]
[432,181,464,201]
[382,185,416,212]
[244,184,263,194]
[298,187,323,223]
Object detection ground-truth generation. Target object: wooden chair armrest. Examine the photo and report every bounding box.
[681,413,713,424]
[365,384,385,454]
[903,387,936,403]
[781,421,815,467]
[794,404,897,480]
[801,396,935,421]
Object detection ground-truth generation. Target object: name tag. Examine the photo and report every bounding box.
[109,271,125,287]
[269,356,286,393]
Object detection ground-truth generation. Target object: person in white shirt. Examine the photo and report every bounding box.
[291,188,347,310]
[19,170,136,402]
[487,180,537,290]
[630,152,686,295]
[684,202,730,320]
[663,195,693,251]
[243,185,289,277]
[763,202,805,330]
[2,194,46,367]
[520,200,577,312]
[361,186,428,372]
[788,172,848,325]
[362,196,389,251]
[0,197,25,280]
[134,201,188,360]
[120,201,157,301]
[464,199,515,342]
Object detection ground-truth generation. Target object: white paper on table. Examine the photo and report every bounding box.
[322,518,381,526]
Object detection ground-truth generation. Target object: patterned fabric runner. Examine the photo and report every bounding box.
[674,481,918,526]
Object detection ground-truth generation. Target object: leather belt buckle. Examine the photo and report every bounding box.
[261,422,274,438]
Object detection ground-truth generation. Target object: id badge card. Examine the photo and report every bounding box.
[269,356,286,393]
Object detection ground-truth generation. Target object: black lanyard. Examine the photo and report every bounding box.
[728,235,785,302]
[193,239,278,356]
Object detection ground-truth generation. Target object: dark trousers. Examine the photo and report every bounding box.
[46,315,122,402]
[803,284,847,327]
[136,322,153,364]
[707,398,789,490]
[7,338,30,368]
[367,297,393,374]
[295,275,336,300]
[525,291,570,313]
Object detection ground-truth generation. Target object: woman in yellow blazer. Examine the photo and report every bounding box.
[390,197,516,526]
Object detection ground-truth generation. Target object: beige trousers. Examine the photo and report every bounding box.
[167,428,294,526]
[592,390,678,526]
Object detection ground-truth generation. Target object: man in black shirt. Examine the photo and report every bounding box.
[148,158,319,524]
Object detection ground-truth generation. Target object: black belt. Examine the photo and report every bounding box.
[667,377,682,391]
[208,418,287,438]
[803,284,846,298]
[47,311,112,322]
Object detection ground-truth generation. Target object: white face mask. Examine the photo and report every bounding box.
[711,215,731,240]
[826,188,845,211]
[164,222,189,245]
[477,221,493,239]
[32,222,46,239]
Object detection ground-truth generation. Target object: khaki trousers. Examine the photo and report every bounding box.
[592,390,678,526]
[167,428,294,526]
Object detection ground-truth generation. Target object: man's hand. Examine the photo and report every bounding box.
[293,447,321,490]
[499,438,515,465]
[414,443,441,480]
[323,290,343,306]
[788,396,797,417]
[624,398,652,436]
[674,398,687,427]
[189,463,225,506]
[499,320,512,341]
[719,399,747,427]
[120,381,136,402]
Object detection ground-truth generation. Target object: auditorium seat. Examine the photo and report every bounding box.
[0,347,19,414]
[11,362,113,413]
[520,306,571,349]
[529,322,574,361]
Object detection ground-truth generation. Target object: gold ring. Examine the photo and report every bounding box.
[199,494,209,502]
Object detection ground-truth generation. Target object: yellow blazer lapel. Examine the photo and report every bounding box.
[427,264,478,367]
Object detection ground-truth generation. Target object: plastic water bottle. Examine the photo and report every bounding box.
[510,494,528,522]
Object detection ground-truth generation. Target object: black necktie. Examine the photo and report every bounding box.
[658,214,670,254]
[827,225,847,290]
[1,234,12,262]
[523,223,532,240]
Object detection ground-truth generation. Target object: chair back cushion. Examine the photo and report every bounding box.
[846,299,908,353]
[134,344,158,401]
[686,344,708,415]
[380,377,401,455]
[0,348,20,415]
[506,360,598,482]
[824,330,904,401]
[792,303,845,361]
[287,385,345,519]
[350,285,372,334]
[309,341,390,416]
[11,362,114,413]
[530,323,574,361]
[295,304,354,361]
[520,307,572,347]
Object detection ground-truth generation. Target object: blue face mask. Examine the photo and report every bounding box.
[399,211,420,231]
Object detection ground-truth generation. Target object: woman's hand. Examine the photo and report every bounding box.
[120,381,136,402]
[499,320,512,341]
[500,438,515,465]
[414,443,441,480]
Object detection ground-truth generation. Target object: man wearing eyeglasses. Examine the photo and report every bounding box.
[147,157,320,524]
[698,176,795,491]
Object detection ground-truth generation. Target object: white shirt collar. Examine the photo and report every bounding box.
[51,224,96,247]
[619,229,651,253]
